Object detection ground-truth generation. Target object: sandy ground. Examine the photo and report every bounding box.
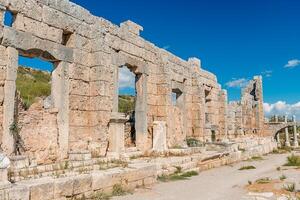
[114,153,298,200]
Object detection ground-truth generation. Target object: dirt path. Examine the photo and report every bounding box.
[114,153,291,200]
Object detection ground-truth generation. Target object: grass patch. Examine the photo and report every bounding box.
[112,184,127,196]
[279,174,287,181]
[247,156,264,161]
[157,170,199,182]
[283,183,296,192]
[16,66,51,109]
[255,177,271,184]
[186,138,205,147]
[118,95,135,114]
[239,165,256,170]
[284,154,300,166]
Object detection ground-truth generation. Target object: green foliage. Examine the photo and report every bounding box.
[112,184,126,196]
[118,95,135,114]
[283,183,296,192]
[238,165,256,170]
[186,138,205,147]
[157,170,199,182]
[92,192,111,200]
[16,66,51,108]
[284,154,300,166]
[9,120,23,155]
[255,177,271,184]
[280,174,287,181]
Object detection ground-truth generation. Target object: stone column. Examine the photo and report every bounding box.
[276,133,281,148]
[2,47,18,155]
[275,115,278,123]
[108,112,127,155]
[284,115,291,147]
[293,115,299,147]
[52,62,70,160]
[152,121,167,152]
[135,73,148,151]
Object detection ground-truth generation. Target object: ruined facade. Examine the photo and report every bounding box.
[0,0,266,166]
[227,76,264,139]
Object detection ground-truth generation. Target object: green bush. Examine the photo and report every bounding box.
[186,138,205,147]
[239,165,256,170]
[284,154,300,166]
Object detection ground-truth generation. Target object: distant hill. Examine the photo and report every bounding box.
[119,95,135,114]
[16,66,51,108]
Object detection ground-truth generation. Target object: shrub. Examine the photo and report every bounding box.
[279,174,287,181]
[112,184,126,196]
[284,154,300,166]
[239,165,256,170]
[283,183,296,192]
[255,177,271,184]
[186,138,205,147]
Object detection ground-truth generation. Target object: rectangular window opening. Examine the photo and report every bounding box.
[4,10,15,27]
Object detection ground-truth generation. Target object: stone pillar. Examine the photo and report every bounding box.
[52,62,70,159]
[108,112,127,154]
[135,73,148,151]
[152,121,167,152]
[275,115,278,123]
[284,115,291,147]
[276,133,281,148]
[2,47,18,155]
[293,115,299,147]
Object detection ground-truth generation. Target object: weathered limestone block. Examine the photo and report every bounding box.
[72,174,92,195]
[2,27,73,62]
[152,121,167,152]
[7,185,30,200]
[54,177,74,198]
[14,14,63,43]
[3,0,43,21]
[26,178,54,200]
[120,20,143,36]
[42,5,91,38]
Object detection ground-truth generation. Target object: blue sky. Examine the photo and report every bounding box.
[70,0,300,118]
[16,0,300,118]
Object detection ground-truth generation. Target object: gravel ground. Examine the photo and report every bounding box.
[114,153,298,200]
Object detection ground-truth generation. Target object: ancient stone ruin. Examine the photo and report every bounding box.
[0,0,297,199]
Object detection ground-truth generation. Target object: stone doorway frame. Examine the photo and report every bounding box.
[2,47,70,160]
[112,53,148,151]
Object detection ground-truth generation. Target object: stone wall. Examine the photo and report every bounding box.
[227,76,264,139]
[0,0,266,167]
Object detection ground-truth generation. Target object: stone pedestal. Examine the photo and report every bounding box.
[152,121,167,152]
[108,112,128,154]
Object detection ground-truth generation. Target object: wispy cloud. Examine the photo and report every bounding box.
[162,45,170,50]
[264,101,300,120]
[261,70,272,78]
[284,59,300,68]
[226,78,249,88]
[119,67,135,88]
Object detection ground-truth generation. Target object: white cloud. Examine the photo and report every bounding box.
[284,59,300,68]
[119,67,135,88]
[261,70,272,78]
[264,101,300,120]
[226,78,249,88]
